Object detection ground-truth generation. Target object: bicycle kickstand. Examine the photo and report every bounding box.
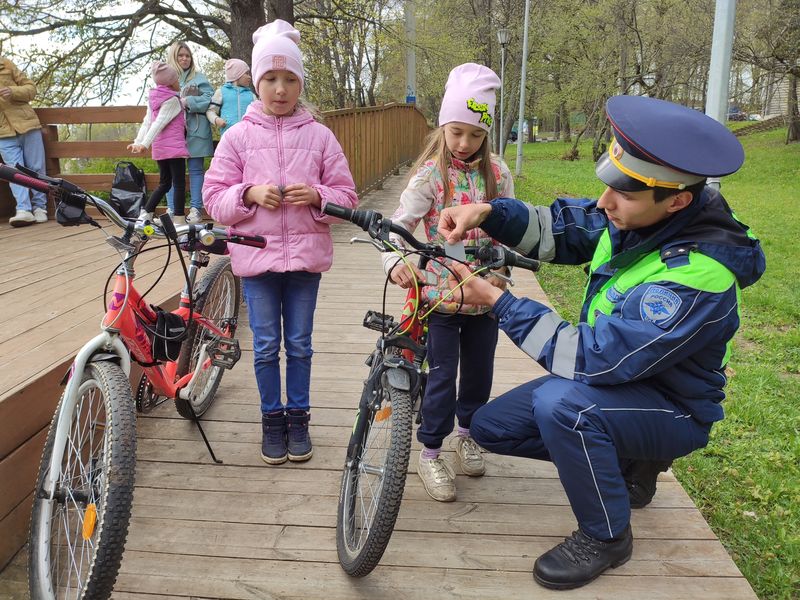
[185,402,223,464]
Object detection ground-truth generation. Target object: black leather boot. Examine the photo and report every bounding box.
[533,526,633,590]
[286,409,313,462]
[261,410,287,465]
[621,459,673,508]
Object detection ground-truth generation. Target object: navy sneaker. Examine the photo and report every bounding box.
[286,409,313,462]
[261,410,287,465]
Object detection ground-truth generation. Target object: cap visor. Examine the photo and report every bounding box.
[595,152,652,192]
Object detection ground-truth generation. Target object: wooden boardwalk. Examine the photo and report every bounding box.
[0,172,757,599]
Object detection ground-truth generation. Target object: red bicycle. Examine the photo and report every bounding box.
[0,164,265,600]
[322,202,540,577]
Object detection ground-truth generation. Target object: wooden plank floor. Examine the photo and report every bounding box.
[0,172,757,599]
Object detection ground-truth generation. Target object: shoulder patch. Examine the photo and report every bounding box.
[640,285,682,326]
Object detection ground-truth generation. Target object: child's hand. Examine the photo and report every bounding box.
[244,184,282,209]
[282,183,321,207]
[127,143,145,154]
[215,117,227,128]
[389,263,425,289]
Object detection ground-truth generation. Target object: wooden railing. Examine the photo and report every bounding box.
[0,103,429,216]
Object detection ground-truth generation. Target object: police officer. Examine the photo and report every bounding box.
[438,95,766,590]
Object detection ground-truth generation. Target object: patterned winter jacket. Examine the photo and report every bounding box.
[382,155,514,314]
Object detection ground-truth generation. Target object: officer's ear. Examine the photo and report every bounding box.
[665,190,693,214]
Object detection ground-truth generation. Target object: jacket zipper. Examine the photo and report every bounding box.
[276,116,289,271]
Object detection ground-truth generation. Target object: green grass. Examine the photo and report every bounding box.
[504,130,800,600]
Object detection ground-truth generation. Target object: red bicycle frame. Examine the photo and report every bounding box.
[102,271,232,399]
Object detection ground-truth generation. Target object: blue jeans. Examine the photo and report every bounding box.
[243,271,322,414]
[167,156,204,211]
[0,129,47,211]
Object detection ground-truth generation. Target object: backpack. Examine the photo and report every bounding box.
[109,161,147,218]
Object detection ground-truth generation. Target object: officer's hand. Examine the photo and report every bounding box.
[447,262,504,306]
[438,204,492,244]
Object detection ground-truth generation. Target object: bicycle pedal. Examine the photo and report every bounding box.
[208,337,241,369]
[363,310,394,333]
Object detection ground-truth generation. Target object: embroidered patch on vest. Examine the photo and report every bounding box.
[605,286,623,303]
[640,285,682,326]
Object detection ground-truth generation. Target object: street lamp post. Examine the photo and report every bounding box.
[497,28,510,156]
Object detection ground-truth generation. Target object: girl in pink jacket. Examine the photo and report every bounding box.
[203,20,358,465]
[128,61,188,223]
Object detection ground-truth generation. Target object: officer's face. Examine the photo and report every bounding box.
[597,187,675,230]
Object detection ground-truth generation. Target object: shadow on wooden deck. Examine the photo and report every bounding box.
[0,171,756,599]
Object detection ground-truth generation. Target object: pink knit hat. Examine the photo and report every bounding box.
[224,58,249,83]
[438,63,501,132]
[151,61,179,87]
[251,19,304,89]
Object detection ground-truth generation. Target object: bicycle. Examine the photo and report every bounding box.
[0,164,266,600]
[321,202,540,577]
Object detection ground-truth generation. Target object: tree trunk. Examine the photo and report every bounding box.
[230,0,267,61]
[787,71,800,143]
[267,0,295,23]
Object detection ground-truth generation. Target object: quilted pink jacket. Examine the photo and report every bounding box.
[203,103,358,277]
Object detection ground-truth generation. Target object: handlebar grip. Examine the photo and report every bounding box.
[507,251,541,272]
[322,202,354,221]
[228,228,267,248]
[0,164,51,193]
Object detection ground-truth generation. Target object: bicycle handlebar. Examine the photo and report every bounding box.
[0,163,266,249]
[324,202,539,272]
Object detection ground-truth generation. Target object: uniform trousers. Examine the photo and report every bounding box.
[470,375,712,540]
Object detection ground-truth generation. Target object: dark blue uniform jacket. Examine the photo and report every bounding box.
[482,188,766,423]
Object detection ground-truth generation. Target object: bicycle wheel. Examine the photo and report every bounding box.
[336,364,414,576]
[175,257,241,419]
[29,361,136,600]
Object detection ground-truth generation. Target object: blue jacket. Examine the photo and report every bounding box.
[218,83,255,136]
[483,189,766,423]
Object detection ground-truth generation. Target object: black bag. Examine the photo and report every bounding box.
[152,309,187,362]
[109,161,147,218]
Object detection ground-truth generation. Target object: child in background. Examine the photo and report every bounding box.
[128,61,188,224]
[203,20,358,465]
[206,58,255,136]
[382,63,513,502]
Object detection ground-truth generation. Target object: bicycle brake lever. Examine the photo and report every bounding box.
[350,236,384,251]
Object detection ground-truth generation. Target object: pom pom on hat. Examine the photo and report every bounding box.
[151,61,179,87]
[224,58,249,83]
[251,19,304,89]
[438,63,501,132]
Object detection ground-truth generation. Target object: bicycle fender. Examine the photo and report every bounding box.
[89,352,123,364]
[385,366,411,391]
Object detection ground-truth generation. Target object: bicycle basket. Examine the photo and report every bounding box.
[109,161,147,218]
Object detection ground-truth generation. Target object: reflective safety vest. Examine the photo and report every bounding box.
[583,230,740,366]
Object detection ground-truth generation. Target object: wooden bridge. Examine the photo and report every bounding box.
[0,171,757,599]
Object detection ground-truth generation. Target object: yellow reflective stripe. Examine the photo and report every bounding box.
[608,145,684,189]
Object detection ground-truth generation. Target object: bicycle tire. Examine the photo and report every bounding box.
[336,369,413,576]
[174,257,241,420]
[28,361,136,600]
